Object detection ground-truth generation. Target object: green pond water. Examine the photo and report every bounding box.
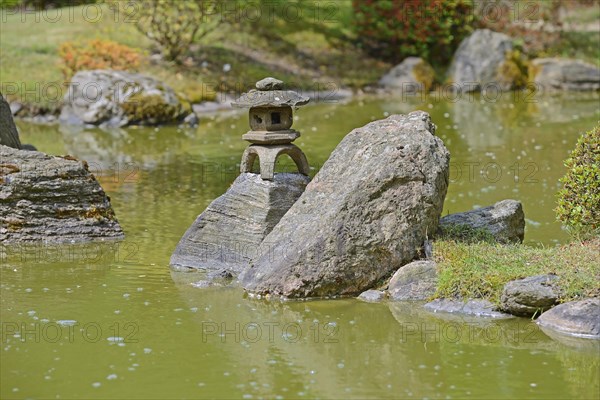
[2,93,599,399]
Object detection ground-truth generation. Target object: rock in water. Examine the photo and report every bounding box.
[447,29,515,92]
[170,173,310,278]
[379,57,435,93]
[537,298,600,339]
[241,111,450,298]
[358,289,386,303]
[388,260,438,301]
[439,199,525,244]
[60,69,190,127]
[529,58,600,91]
[0,145,123,242]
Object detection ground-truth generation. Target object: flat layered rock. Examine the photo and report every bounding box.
[530,58,600,91]
[0,145,123,243]
[241,111,450,298]
[170,173,310,279]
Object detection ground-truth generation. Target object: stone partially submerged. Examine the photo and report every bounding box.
[0,145,123,242]
[529,58,600,91]
[537,298,600,339]
[170,173,310,279]
[387,260,438,301]
[241,111,450,298]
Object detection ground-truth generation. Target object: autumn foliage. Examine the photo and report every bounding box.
[58,39,141,80]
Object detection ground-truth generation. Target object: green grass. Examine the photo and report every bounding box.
[548,31,600,67]
[433,238,600,306]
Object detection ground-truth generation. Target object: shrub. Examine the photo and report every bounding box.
[352,0,474,66]
[58,39,141,80]
[556,125,600,239]
[134,0,224,63]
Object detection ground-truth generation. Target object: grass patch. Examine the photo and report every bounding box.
[434,238,600,305]
[547,31,600,67]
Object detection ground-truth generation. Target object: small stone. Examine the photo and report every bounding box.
[501,274,560,317]
[388,261,437,301]
[358,290,386,302]
[256,77,284,91]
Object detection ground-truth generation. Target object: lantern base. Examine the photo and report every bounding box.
[240,144,310,181]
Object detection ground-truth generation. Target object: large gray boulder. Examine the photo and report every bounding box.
[501,274,560,317]
[447,29,515,92]
[537,298,600,339]
[1,93,22,149]
[529,58,600,91]
[439,199,525,244]
[241,111,450,298]
[387,260,438,301]
[379,57,435,93]
[60,70,190,127]
[0,145,123,242]
[170,173,310,279]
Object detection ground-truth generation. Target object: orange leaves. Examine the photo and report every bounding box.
[58,39,141,80]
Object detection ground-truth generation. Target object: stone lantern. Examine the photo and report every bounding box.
[232,77,310,180]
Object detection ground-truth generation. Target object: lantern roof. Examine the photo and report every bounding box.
[231,77,310,109]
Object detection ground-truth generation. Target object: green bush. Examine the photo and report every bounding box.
[352,0,474,66]
[556,125,600,239]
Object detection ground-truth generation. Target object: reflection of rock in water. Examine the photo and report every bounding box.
[526,92,600,124]
[59,124,196,172]
[170,273,437,397]
[451,93,600,148]
[59,124,134,168]
[450,98,510,149]
[389,301,561,350]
